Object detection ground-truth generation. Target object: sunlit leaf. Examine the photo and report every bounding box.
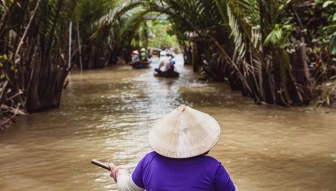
[329,36,336,55]
[323,0,334,8]
[264,31,275,46]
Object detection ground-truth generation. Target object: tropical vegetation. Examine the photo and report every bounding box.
[0,0,335,129]
[146,0,335,107]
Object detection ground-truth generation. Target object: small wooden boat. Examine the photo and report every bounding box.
[154,70,180,78]
[131,61,150,69]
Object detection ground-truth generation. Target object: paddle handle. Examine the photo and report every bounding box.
[91,159,110,171]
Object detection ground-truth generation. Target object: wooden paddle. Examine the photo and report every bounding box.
[91,159,110,171]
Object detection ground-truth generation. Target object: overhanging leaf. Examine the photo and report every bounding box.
[323,1,334,8]
[329,35,336,55]
[264,31,276,46]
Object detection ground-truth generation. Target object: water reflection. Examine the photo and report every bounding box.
[0,55,335,191]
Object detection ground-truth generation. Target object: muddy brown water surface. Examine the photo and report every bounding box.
[0,55,336,191]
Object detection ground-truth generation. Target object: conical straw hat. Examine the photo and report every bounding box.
[149,105,220,158]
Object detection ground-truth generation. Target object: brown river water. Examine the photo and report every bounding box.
[0,55,335,191]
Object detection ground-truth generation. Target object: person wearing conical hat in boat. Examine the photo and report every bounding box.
[131,50,140,63]
[109,105,239,191]
[139,48,148,62]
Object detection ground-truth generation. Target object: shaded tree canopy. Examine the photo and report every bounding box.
[0,0,335,129]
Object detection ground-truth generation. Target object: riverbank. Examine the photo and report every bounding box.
[314,81,336,108]
[0,105,25,130]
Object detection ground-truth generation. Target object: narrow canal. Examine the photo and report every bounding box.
[0,55,335,191]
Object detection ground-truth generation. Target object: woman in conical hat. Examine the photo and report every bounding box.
[131,50,140,63]
[109,105,239,191]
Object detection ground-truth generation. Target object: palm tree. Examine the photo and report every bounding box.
[143,0,335,106]
[72,0,148,68]
[0,0,79,114]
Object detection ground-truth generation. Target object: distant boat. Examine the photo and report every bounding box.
[131,61,150,69]
[154,70,180,78]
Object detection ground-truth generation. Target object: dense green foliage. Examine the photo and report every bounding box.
[0,0,147,128]
[0,0,335,129]
[140,20,179,49]
[0,0,78,129]
[143,0,336,106]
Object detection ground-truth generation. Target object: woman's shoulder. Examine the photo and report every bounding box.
[197,155,224,169]
[140,151,160,163]
[144,151,158,157]
[199,155,221,163]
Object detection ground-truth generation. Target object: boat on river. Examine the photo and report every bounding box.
[154,70,180,78]
[130,61,150,69]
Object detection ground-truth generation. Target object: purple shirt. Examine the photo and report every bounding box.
[132,151,235,191]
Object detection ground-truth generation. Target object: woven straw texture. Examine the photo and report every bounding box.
[149,105,220,158]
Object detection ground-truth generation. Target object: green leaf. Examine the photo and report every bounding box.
[282,24,293,30]
[264,31,276,46]
[329,36,336,55]
[323,1,334,8]
[274,29,282,40]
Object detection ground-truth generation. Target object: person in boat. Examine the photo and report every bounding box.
[166,53,177,73]
[170,58,176,71]
[158,50,166,62]
[131,50,140,64]
[159,47,167,60]
[167,46,174,56]
[155,51,172,73]
[139,48,148,62]
[108,105,239,191]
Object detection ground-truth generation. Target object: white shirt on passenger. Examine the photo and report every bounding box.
[159,56,171,72]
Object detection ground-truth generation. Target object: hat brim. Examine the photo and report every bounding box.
[148,106,220,158]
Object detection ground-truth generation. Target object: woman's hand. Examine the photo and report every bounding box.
[109,163,128,182]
